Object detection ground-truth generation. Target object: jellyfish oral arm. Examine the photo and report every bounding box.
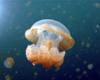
[26,44,65,69]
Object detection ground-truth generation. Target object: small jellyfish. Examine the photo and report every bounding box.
[5,74,12,80]
[4,57,15,69]
[25,19,75,69]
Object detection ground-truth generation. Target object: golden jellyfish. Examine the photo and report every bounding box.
[25,19,75,69]
[4,57,15,69]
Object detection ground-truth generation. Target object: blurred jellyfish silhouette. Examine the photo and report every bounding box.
[25,19,75,69]
[5,74,12,80]
[4,57,15,69]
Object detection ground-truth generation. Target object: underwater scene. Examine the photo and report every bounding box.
[0,0,100,80]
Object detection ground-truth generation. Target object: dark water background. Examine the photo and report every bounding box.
[0,0,100,80]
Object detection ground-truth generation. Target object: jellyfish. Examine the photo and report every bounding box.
[5,74,12,80]
[4,57,15,69]
[25,19,75,69]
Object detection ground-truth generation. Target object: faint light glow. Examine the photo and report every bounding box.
[0,0,5,20]
[0,4,3,18]
[0,2,4,35]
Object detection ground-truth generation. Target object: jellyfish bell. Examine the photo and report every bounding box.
[25,19,75,50]
[32,19,70,34]
[4,57,15,69]
[25,19,75,69]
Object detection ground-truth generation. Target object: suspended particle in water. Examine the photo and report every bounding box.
[86,42,91,48]
[25,19,75,69]
[25,1,32,7]
[76,68,80,72]
[82,70,87,75]
[77,75,82,80]
[51,76,56,80]
[81,41,85,46]
[87,64,94,70]
[16,52,20,56]
[4,57,15,69]
[68,75,72,79]
[96,24,100,29]
[94,3,100,8]
[83,60,87,65]
[33,72,38,76]
[15,70,18,74]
